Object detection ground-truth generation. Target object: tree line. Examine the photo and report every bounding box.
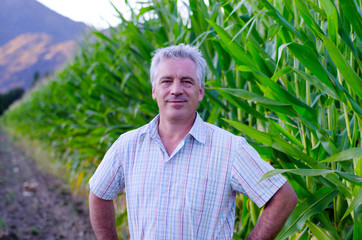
[0,88,24,116]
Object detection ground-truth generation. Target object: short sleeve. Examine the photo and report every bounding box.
[89,137,125,200]
[230,137,286,207]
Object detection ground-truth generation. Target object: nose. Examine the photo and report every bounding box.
[171,80,183,95]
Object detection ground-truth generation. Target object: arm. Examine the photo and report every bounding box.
[89,191,118,240]
[247,182,298,240]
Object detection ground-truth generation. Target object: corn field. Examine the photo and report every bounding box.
[1,0,361,239]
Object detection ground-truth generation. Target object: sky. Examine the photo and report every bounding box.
[35,0,133,29]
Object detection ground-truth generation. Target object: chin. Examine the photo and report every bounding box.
[168,113,186,121]
[167,111,195,121]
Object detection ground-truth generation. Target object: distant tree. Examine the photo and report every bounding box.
[0,88,25,116]
[32,71,41,86]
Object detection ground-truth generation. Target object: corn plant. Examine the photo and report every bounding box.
[191,0,362,239]
[1,0,361,239]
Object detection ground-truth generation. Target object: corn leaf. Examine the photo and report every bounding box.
[339,0,362,41]
[319,0,338,44]
[306,221,335,240]
[341,187,362,221]
[206,19,257,68]
[286,43,336,91]
[259,169,336,182]
[261,168,362,186]
[318,34,362,100]
[321,148,362,163]
[275,188,338,240]
[336,172,362,186]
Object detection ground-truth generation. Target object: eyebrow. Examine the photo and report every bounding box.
[181,76,195,81]
[159,76,172,80]
[159,76,196,82]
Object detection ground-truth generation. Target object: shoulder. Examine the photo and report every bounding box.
[114,124,149,147]
[203,121,245,143]
[202,121,257,159]
[121,124,147,138]
[199,121,249,155]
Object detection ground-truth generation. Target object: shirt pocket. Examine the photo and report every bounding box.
[184,175,218,213]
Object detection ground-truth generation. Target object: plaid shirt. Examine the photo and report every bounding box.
[89,113,286,239]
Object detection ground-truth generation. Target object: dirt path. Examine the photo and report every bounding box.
[0,129,96,240]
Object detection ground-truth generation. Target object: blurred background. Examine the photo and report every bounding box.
[0,0,134,110]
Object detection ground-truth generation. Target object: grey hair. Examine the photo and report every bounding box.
[150,44,206,89]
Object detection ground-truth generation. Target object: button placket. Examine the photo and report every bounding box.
[156,138,185,239]
[157,159,172,239]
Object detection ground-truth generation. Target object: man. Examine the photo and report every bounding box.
[89,44,298,239]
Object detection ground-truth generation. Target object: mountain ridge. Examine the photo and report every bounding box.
[0,0,91,93]
[0,0,88,46]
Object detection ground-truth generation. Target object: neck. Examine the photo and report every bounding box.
[157,113,196,155]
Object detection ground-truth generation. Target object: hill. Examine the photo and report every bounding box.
[0,0,90,93]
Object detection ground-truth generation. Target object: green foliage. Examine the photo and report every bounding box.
[1,0,361,239]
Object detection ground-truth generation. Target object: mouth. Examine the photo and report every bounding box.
[167,100,187,103]
[166,99,187,103]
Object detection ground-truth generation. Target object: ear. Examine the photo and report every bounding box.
[198,85,205,101]
[152,88,156,100]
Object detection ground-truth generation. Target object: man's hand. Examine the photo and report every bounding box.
[89,191,118,240]
[247,182,298,240]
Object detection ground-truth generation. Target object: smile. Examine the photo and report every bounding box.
[166,100,187,103]
[167,100,186,103]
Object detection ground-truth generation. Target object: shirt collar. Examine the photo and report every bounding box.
[140,112,207,144]
[140,114,160,140]
[188,112,206,144]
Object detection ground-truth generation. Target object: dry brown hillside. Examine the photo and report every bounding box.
[0,33,77,92]
[0,0,89,93]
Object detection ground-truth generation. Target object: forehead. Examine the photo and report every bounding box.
[156,57,197,76]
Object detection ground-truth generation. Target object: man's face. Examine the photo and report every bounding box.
[152,57,204,123]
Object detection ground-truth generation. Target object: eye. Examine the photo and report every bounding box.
[161,79,172,84]
[182,79,193,85]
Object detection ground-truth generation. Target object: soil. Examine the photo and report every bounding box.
[0,129,96,240]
